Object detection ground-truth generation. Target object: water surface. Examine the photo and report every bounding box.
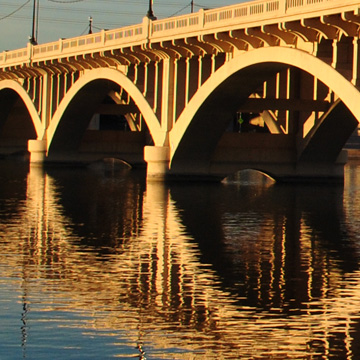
[1,160,360,359]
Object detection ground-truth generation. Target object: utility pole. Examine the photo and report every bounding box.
[88,16,93,34]
[146,0,156,20]
[30,0,38,44]
[191,0,194,13]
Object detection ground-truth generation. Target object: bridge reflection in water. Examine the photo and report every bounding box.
[0,161,360,358]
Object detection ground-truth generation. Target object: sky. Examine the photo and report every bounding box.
[0,0,245,51]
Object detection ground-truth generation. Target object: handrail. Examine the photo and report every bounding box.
[0,0,357,67]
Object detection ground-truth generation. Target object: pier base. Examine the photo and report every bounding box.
[28,139,47,163]
[144,146,170,181]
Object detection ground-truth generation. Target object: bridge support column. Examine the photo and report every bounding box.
[28,139,47,163]
[144,146,170,181]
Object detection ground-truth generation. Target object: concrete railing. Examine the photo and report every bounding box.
[32,23,144,60]
[0,0,357,67]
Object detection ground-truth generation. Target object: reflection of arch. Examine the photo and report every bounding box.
[170,47,360,165]
[0,80,43,138]
[47,68,162,152]
[2,170,360,358]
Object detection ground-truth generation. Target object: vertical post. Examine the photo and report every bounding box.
[30,0,38,44]
[199,8,205,28]
[147,0,156,20]
[352,36,360,86]
[143,62,148,96]
[28,68,51,164]
[198,56,203,88]
[56,73,61,107]
[88,16,93,34]
[211,53,216,74]
[144,56,176,180]
[41,72,51,129]
[161,58,176,141]
[172,58,178,125]
[101,29,106,45]
[185,57,190,105]
[313,76,319,124]
[285,67,298,134]
[332,38,338,69]
[153,61,159,113]
[27,42,33,62]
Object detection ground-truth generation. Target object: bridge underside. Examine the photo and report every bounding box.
[0,92,37,157]
[144,135,350,183]
[45,130,147,168]
[22,130,350,182]
[211,133,348,182]
[0,89,355,183]
[146,96,357,182]
[0,122,354,183]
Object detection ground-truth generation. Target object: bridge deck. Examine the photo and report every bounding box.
[0,0,359,67]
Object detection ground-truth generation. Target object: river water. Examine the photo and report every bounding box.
[1,159,360,359]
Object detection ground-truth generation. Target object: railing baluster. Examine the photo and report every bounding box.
[0,0,357,66]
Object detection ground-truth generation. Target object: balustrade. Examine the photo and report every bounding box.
[0,0,354,67]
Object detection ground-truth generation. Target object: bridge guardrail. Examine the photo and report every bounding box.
[31,24,144,60]
[150,0,341,39]
[0,0,357,68]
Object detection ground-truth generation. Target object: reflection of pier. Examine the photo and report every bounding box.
[0,166,359,357]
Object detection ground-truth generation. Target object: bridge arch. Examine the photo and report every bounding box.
[47,67,162,153]
[169,46,360,174]
[0,79,42,138]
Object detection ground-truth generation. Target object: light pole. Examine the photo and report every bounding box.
[30,0,38,44]
[146,0,156,20]
[88,16,93,34]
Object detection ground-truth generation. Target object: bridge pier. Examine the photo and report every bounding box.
[144,146,170,181]
[28,139,47,163]
[143,135,348,183]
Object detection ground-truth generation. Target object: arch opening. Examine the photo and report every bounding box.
[47,72,155,167]
[168,47,360,182]
[0,88,37,159]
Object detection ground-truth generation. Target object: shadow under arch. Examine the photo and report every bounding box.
[170,46,360,175]
[47,68,162,155]
[0,80,42,143]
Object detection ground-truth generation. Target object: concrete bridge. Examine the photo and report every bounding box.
[1,0,360,181]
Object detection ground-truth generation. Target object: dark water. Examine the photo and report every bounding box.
[1,160,360,359]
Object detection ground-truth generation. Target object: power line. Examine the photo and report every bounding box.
[0,0,241,50]
[0,0,30,21]
[170,2,192,17]
[47,0,86,3]
[0,1,188,20]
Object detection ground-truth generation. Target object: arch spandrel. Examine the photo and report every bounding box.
[47,68,162,151]
[169,46,360,167]
[0,79,43,138]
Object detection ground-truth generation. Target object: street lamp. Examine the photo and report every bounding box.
[88,16,93,34]
[146,0,156,20]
